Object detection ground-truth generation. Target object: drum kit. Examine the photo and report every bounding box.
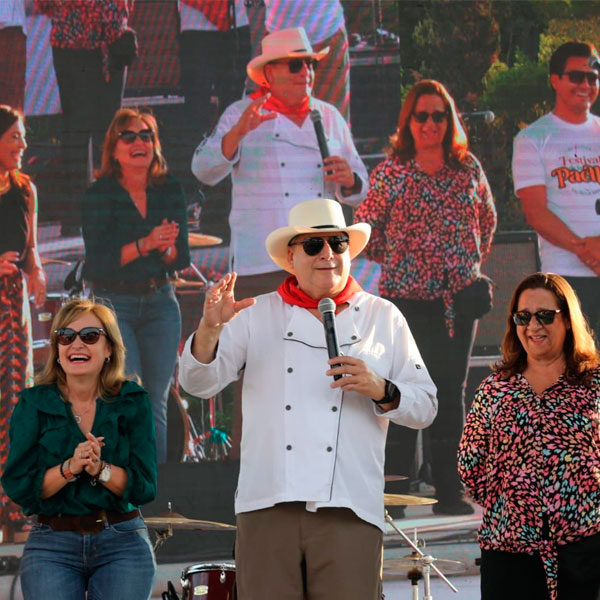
[153,491,465,600]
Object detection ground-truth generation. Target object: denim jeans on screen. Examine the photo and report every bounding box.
[20,516,156,599]
[95,284,181,464]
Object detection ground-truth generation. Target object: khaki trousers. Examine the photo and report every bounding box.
[235,503,383,600]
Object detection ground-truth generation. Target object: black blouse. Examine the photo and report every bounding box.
[82,174,190,285]
[0,180,30,268]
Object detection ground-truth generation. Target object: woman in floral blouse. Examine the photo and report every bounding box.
[355,79,497,514]
[458,272,600,600]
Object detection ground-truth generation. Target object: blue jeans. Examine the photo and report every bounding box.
[95,284,181,463]
[20,516,156,599]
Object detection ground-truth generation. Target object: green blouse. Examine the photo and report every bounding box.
[1,381,157,516]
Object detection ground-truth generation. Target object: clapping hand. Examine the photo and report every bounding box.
[70,433,105,477]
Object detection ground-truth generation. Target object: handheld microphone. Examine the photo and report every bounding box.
[310,109,335,176]
[318,297,342,381]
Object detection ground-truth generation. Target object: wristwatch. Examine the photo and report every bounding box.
[98,462,112,483]
[372,379,400,406]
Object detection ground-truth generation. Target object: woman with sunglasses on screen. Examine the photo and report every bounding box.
[81,108,190,464]
[458,272,600,600]
[354,79,497,515]
[1,298,157,599]
[0,105,47,534]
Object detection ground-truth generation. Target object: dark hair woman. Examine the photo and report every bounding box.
[1,298,157,599]
[0,104,46,531]
[354,79,497,514]
[459,272,600,600]
[82,108,190,464]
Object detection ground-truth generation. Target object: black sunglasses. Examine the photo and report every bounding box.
[512,309,562,326]
[288,235,350,256]
[55,327,106,345]
[271,57,318,74]
[412,110,447,124]
[562,70,599,85]
[118,129,154,144]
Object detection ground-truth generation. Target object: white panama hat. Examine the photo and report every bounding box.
[247,27,330,87]
[265,198,371,273]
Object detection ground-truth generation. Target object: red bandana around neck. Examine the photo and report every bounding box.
[277,275,362,309]
[250,87,311,119]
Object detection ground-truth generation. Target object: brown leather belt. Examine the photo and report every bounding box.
[38,509,140,534]
[92,276,170,296]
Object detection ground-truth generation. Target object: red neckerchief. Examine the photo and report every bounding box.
[277,275,362,309]
[250,87,311,119]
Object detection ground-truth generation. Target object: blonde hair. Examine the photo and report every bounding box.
[95,108,168,184]
[35,299,132,397]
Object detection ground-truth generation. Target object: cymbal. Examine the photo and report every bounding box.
[188,233,223,248]
[383,555,465,576]
[41,257,71,266]
[171,278,207,289]
[384,494,438,506]
[145,512,235,531]
[384,475,408,482]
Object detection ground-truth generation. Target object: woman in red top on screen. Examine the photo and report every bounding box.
[355,80,497,514]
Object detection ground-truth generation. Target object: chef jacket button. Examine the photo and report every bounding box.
[275,133,280,137]
[317,193,322,197]
[351,335,357,340]
[285,192,289,197]
[317,163,321,168]
[286,444,292,451]
[331,406,338,412]
[326,446,333,452]
[281,162,285,167]
[287,367,293,373]
[286,405,291,411]
[354,306,359,311]
[287,331,293,337]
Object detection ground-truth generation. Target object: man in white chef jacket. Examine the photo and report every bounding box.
[179,198,437,599]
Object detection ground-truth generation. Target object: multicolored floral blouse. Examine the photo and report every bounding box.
[35,0,130,50]
[354,154,496,334]
[458,369,600,600]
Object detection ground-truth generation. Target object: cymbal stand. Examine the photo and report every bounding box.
[152,502,174,551]
[384,511,458,597]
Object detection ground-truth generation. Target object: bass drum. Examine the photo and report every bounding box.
[181,562,236,600]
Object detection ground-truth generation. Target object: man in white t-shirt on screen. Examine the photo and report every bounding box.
[513,41,600,335]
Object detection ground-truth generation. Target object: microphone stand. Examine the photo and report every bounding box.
[384,510,458,597]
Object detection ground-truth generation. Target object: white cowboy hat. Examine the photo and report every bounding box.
[265,198,371,273]
[247,27,330,87]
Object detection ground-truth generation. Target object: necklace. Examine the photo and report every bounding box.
[72,401,95,424]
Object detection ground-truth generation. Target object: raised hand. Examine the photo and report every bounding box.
[201,272,256,330]
[145,218,179,253]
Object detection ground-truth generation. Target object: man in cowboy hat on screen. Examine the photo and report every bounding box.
[179,198,437,599]
[191,27,368,300]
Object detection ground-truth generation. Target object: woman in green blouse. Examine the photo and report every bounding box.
[1,298,157,599]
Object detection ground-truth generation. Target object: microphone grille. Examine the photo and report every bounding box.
[318,297,336,314]
[310,109,322,123]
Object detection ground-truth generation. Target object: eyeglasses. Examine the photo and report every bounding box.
[512,309,562,326]
[118,129,154,144]
[270,57,318,74]
[562,70,599,85]
[412,111,447,124]
[55,327,106,345]
[288,235,350,256]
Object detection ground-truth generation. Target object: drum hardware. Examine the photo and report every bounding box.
[145,503,236,551]
[162,581,181,600]
[384,514,459,598]
[40,257,71,266]
[384,494,438,506]
[384,475,408,482]
[188,232,223,248]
